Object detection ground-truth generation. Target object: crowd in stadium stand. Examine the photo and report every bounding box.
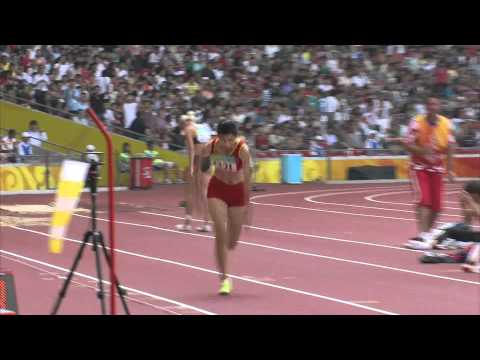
[1,45,480,161]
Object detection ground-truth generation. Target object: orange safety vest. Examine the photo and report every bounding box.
[409,114,454,171]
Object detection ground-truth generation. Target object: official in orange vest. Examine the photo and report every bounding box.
[388,97,456,248]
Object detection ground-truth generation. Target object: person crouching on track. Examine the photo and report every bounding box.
[200,120,252,295]
[418,180,480,273]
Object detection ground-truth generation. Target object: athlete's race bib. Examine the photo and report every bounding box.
[211,154,238,172]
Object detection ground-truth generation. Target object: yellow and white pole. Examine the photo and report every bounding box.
[49,160,89,254]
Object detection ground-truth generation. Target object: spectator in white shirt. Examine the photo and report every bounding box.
[351,72,370,88]
[116,63,129,78]
[21,68,34,84]
[325,92,339,113]
[18,133,33,159]
[32,67,50,87]
[24,120,48,148]
[365,130,382,149]
[277,112,293,124]
[326,133,339,147]
[123,95,138,129]
[414,102,427,115]
[265,45,280,58]
[55,57,72,79]
[1,129,18,162]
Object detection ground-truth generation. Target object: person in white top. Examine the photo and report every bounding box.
[55,57,73,79]
[24,120,48,148]
[1,129,18,163]
[351,72,370,88]
[123,95,138,129]
[325,93,339,113]
[32,68,50,87]
[18,133,33,158]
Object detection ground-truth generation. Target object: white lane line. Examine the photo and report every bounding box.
[252,200,416,221]
[140,211,416,252]
[252,189,467,224]
[250,184,463,202]
[72,213,480,287]
[0,247,215,316]
[304,189,464,218]
[250,185,412,202]
[0,254,184,315]
[5,225,398,315]
[364,191,479,229]
[365,190,463,210]
[137,212,480,286]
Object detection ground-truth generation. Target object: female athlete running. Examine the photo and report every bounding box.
[201,120,252,295]
[176,111,212,232]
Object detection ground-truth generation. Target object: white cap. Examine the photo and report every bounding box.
[186,111,197,122]
[86,144,96,151]
[22,132,30,138]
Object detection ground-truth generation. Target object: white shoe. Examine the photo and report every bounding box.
[405,239,435,250]
[437,223,456,231]
[175,224,192,231]
[196,224,212,232]
[435,238,458,250]
[465,244,480,263]
[462,263,480,273]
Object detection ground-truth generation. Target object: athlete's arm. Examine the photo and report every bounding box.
[239,144,252,226]
[385,137,432,156]
[460,191,480,221]
[184,127,196,177]
[446,143,455,182]
[386,117,433,157]
[239,144,251,204]
[446,122,456,182]
[200,139,213,158]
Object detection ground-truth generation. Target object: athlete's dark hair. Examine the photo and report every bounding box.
[465,180,480,195]
[217,120,238,136]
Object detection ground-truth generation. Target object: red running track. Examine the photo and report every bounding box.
[1,182,480,315]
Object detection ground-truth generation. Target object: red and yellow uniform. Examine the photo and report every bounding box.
[207,138,247,207]
[406,114,455,211]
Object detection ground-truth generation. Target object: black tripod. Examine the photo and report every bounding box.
[51,162,130,315]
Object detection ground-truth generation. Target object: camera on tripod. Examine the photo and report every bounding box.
[51,144,130,315]
[82,145,104,193]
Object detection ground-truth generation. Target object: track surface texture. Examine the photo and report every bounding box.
[1,182,480,315]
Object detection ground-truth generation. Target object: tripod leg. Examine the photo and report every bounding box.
[51,232,92,315]
[92,232,107,315]
[97,233,130,315]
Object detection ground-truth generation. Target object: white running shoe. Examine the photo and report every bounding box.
[175,224,192,231]
[405,240,435,250]
[437,223,456,231]
[435,238,459,250]
[405,232,436,250]
[462,244,480,273]
[466,244,480,263]
[196,224,212,233]
[462,263,480,273]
